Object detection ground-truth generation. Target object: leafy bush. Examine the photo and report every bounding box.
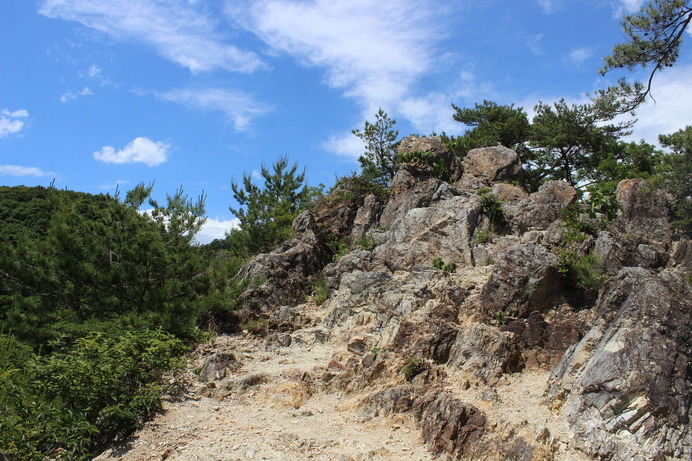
[433,257,457,273]
[402,356,425,381]
[395,149,450,181]
[329,171,390,206]
[477,190,509,234]
[310,274,329,305]
[556,249,605,290]
[357,235,377,251]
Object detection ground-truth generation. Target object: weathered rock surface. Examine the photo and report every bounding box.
[475,242,562,319]
[548,268,692,460]
[111,138,691,461]
[460,145,523,189]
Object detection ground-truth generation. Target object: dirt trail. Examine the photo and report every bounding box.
[94,332,436,461]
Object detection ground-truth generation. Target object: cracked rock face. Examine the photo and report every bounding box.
[547,268,692,460]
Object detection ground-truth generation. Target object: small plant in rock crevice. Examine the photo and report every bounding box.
[310,274,329,305]
[433,257,457,273]
[402,356,425,381]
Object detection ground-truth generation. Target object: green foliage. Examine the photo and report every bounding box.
[588,140,662,196]
[402,356,425,381]
[352,108,399,184]
[529,99,632,189]
[654,126,692,234]
[329,171,390,206]
[0,184,216,458]
[310,274,329,305]
[595,0,692,114]
[585,190,621,221]
[242,317,268,334]
[229,155,319,256]
[556,248,605,291]
[356,235,376,251]
[477,190,509,234]
[446,100,531,158]
[0,329,185,460]
[331,239,351,261]
[371,347,388,358]
[394,149,450,181]
[433,257,457,273]
[495,310,507,326]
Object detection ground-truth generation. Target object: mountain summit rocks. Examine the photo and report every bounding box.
[112,137,690,460]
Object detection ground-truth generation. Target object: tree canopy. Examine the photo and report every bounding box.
[594,0,692,114]
[352,108,399,184]
[228,155,318,255]
[447,100,531,157]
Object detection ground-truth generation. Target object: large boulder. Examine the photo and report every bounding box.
[374,190,482,271]
[547,268,692,460]
[512,180,577,231]
[396,135,463,182]
[447,323,522,384]
[611,179,672,241]
[459,145,523,189]
[474,243,562,319]
[236,211,327,314]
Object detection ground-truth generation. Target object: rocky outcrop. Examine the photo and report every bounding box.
[397,135,463,182]
[512,180,577,231]
[547,268,692,460]
[230,138,690,461]
[475,242,562,319]
[236,210,328,315]
[460,145,523,189]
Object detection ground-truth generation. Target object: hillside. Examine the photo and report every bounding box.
[96,136,691,460]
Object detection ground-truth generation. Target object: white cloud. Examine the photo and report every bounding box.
[158,88,272,131]
[537,0,562,14]
[94,137,170,166]
[0,109,29,137]
[612,0,645,17]
[621,65,692,144]
[0,164,56,177]
[98,179,129,190]
[322,132,363,160]
[568,47,593,65]
[60,86,94,102]
[39,0,264,73]
[227,0,446,113]
[527,33,544,55]
[195,217,239,244]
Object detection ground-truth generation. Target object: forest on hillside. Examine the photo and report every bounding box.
[1,1,691,459]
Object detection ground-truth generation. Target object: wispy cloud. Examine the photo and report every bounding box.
[94,137,170,166]
[60,86,94,102]
[195,217,239,244]
[537,0,562,14]
[567,47,594,66]
[527,33,544,55]
[158,88,272,131]
[612,0,646,17]
[0,164,56,177]
[620,64,692,145]
[39,0,265,73]
[98,179,129,190]
[0,109,29,138]
[227,0,446,115]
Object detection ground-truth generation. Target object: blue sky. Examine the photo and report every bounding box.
[1,0,691,243]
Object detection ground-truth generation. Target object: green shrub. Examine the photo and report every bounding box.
[394,150,450,181]
[357,235,376,251]
[310,274,329,305]
[433,257,457,273]
[557,250,605,290]
[402,357,425,381]
[478,191,509,234]
[242,317,268,334]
